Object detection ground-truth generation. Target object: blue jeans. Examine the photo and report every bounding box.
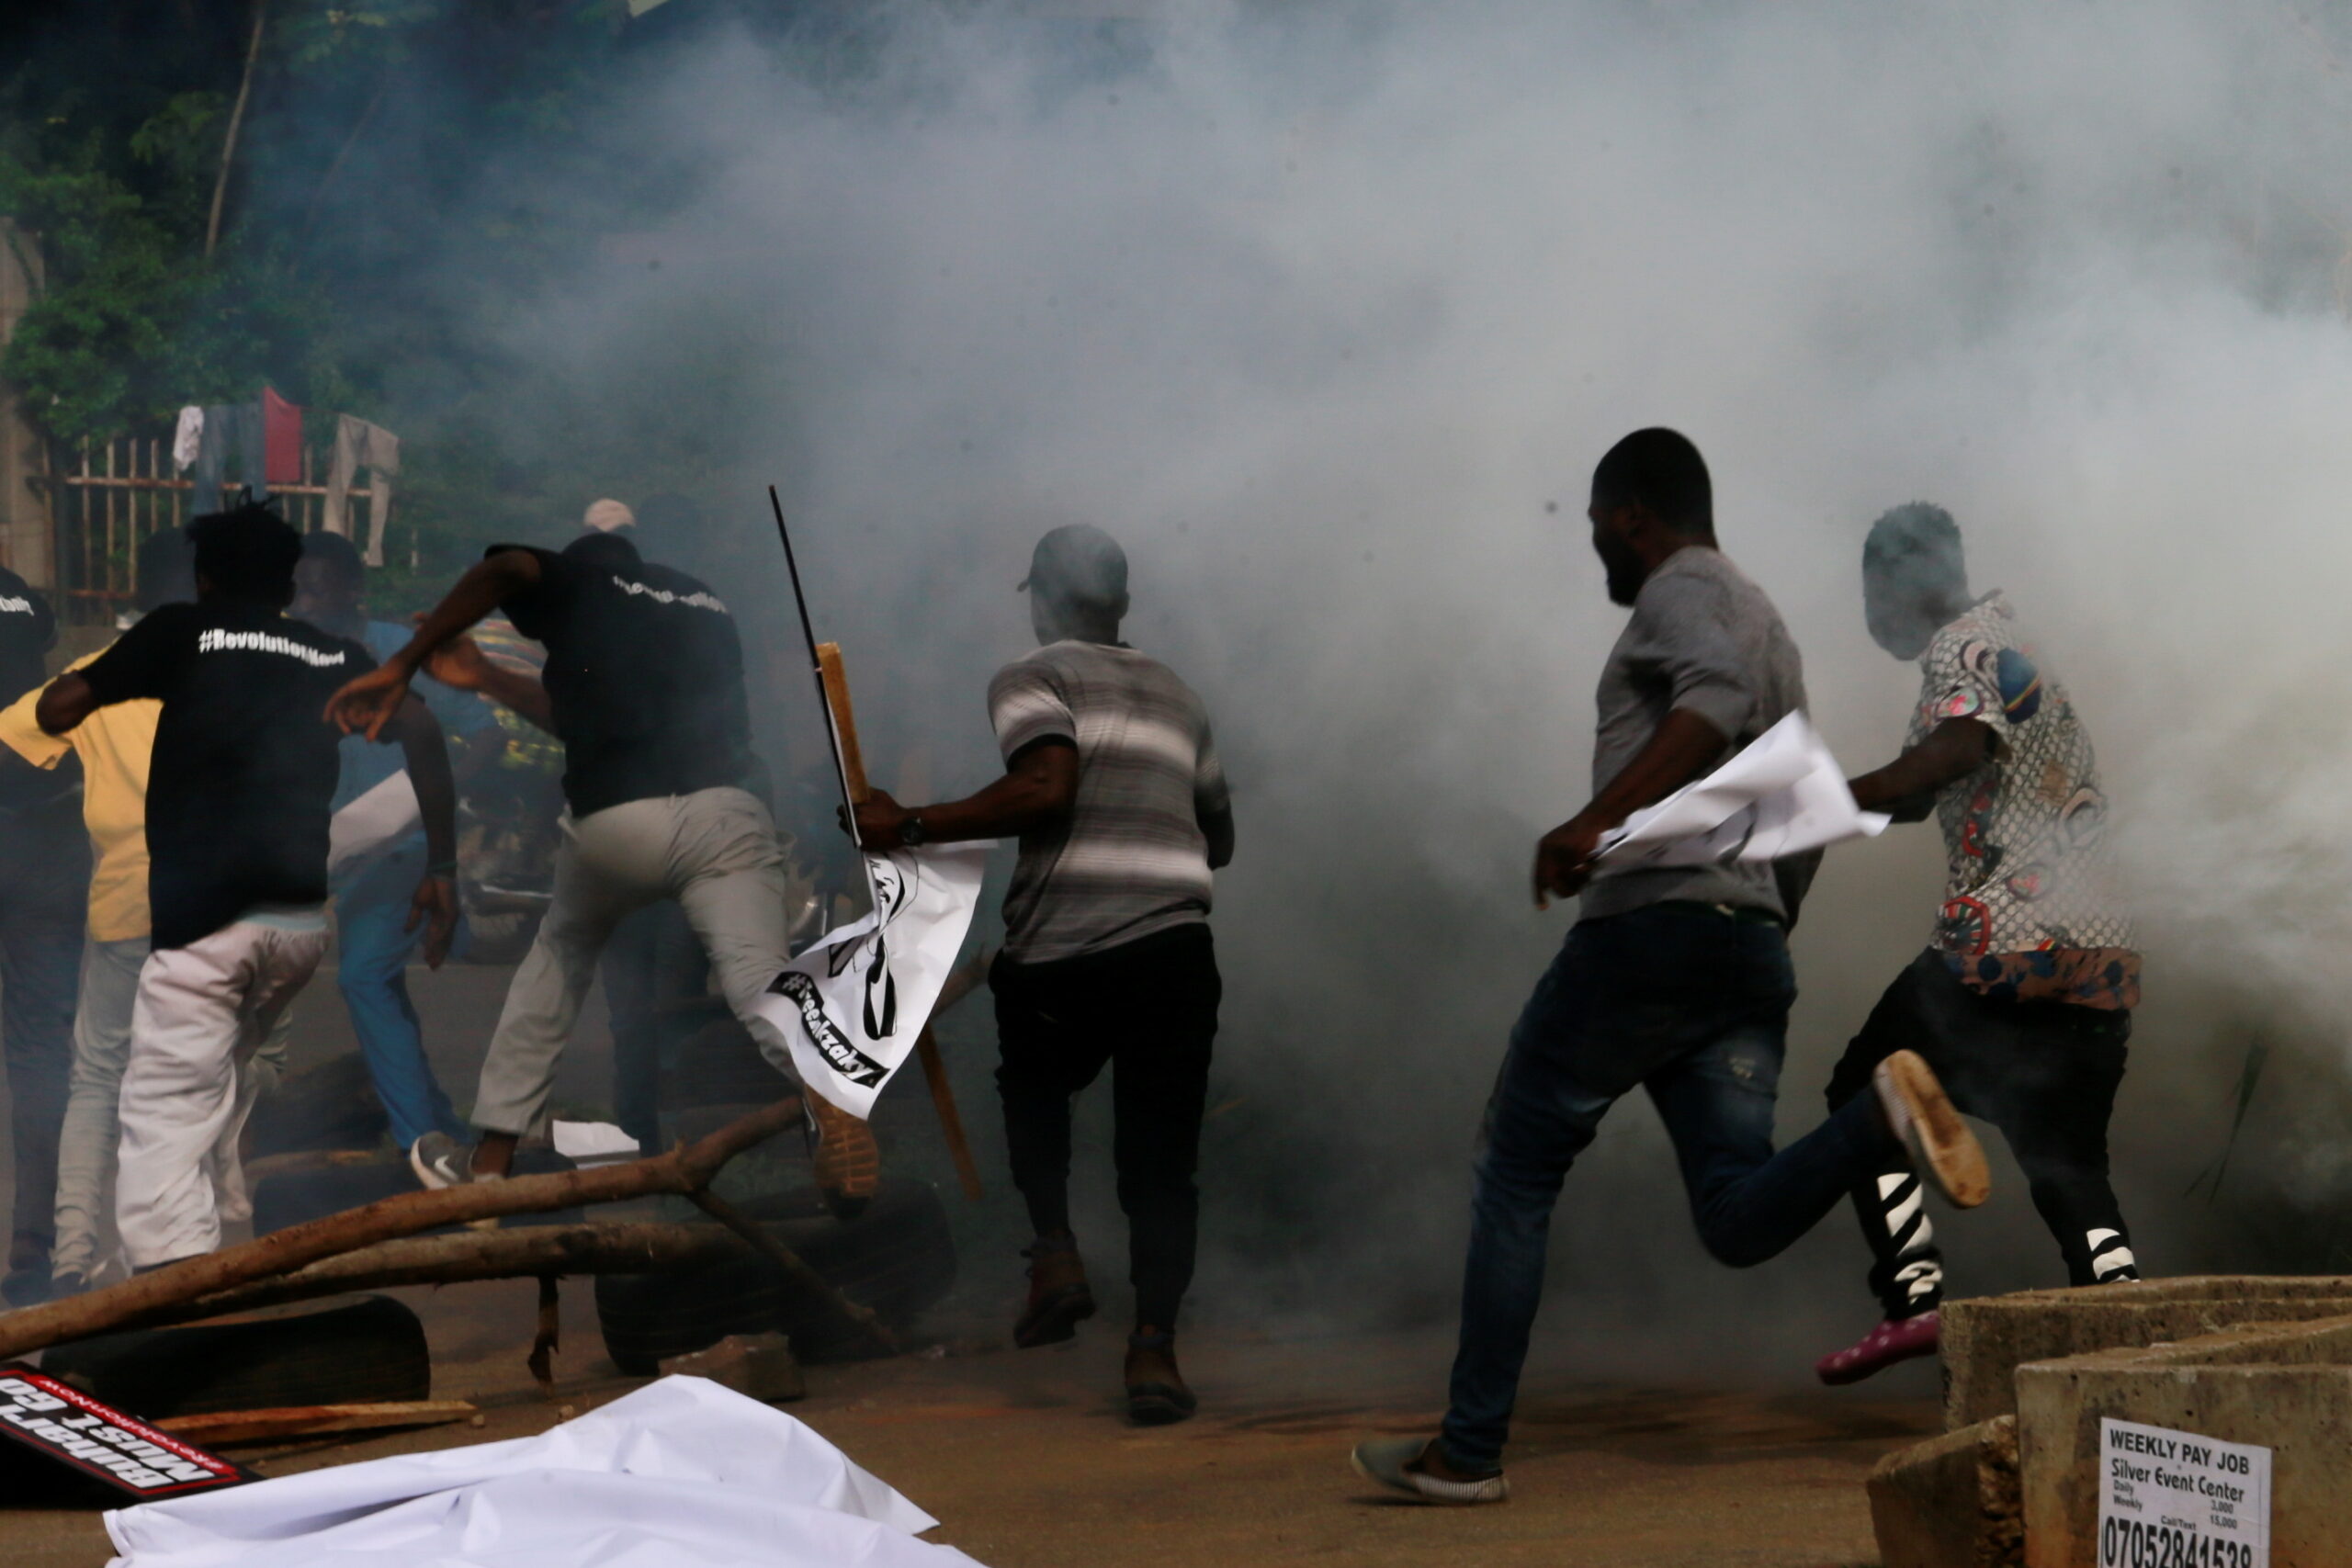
[1439,905,1892,1471]
[335,840,462,1151]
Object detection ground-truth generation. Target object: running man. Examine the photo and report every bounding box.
[35,502,458,1269]
[325,530,870,1206]
[1815,502,2141,1384]
[851,524,1233,1426]
[1351,430,1990,1504]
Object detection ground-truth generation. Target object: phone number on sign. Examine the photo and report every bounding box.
[2101,1517,2256,1568]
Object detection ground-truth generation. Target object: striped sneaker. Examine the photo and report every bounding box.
[1351,1436,1509,1505]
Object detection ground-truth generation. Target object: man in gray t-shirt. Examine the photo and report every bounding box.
[852,525,1232,1428]
[1353,428,1992,1506]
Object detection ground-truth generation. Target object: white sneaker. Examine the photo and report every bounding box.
[1351,1437,1509,1505]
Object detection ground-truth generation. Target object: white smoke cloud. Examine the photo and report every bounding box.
[460,1,2352,1373]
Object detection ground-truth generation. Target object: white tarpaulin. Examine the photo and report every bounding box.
[752,841,992,1121]
[103,1376,985,1568]
[1595,711,1889,867]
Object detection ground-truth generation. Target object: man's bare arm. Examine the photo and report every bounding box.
[35,672,96,737]
[1201,803,1235,870]
[325,550,543,740]
[418,631,556,733]
[849,739,1079,851]
[1848,716,1996,821]
[389,694,459,967]
[1532,706,1728,908]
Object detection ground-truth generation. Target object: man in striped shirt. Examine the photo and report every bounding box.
[852,524,1233,1425]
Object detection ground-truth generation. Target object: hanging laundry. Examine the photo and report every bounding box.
[170,407,203,472]
[187,403,265,508]
[325,414,401,566]
[262,387,304,485]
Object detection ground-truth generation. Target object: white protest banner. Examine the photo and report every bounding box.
[1596,710,1889,867]
[752,842,992,1120]
[2097,1417,2269,1568]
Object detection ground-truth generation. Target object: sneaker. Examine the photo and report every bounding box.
[1816,1310,1940,1385]
[1012,1237,1096,1348]
[0,1269,56,1309]
[1351,1436,1509,1505]
[1125,1332,1198,1426]
[1872,1050,1991,1209]
[806,1095,880,1219]
[409,1131,474,1190]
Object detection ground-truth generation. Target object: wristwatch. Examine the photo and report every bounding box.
[899,812,929,848]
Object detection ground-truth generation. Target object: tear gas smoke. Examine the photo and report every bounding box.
[413,2,2352,1379]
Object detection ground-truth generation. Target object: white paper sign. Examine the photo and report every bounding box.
[1595,710,1889,867]
[750,842,992,1121]
[2097,1418,2269,1568]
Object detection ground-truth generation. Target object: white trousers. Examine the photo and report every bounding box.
[117,920,325,1269]
[473,787,800,1135]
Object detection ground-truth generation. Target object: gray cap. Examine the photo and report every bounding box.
[1017,524,1128,606]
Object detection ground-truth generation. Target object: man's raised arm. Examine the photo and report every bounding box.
[325,549,542,741]
[388,693,460,966]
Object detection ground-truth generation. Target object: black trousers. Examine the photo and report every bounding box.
[1825,949,2135,1318]
[992,922,1220,1332]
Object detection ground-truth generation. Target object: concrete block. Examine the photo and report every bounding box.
[2016,1314,2352,1568]
[1869,1414,2021,1568]
[1944,1277,2352,1428]
[658,1333,806,1403]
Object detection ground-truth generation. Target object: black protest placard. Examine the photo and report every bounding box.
[0,1365,253,1499]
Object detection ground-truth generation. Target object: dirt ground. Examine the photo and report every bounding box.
[0,1279,1935,1567]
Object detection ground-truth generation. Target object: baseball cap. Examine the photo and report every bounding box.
[1017,524,1128,606]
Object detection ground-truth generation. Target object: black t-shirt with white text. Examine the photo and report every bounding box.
[490,544,756,816]
[79,601,375,949]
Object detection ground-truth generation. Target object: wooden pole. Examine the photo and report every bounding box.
[813,641,984,1202]
[0,1098,859,1359]
[206,0,268,256]
[814,640,869,802]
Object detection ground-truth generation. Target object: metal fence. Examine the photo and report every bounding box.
[30,434,384,624]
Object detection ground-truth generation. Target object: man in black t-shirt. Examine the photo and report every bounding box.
[327,532,865,1203]
[38,503,458,1269]
[0,563,88,1303]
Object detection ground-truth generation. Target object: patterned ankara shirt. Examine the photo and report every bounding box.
[989,640,1229,964]
[1909,593,2139,1010]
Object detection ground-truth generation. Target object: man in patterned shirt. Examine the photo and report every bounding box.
[1815,502,2141,1385]
[853,524,1233,1426]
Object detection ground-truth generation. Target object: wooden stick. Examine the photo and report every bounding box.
[687,1188,897,1352]
[815,640,870,802]
[527,1275,560,1396]
[816,641,986,1203]
[172,1224,746,1320]
[0,1098,808,1359]
[157,1401,476,1447]
[914,1027,983,1201]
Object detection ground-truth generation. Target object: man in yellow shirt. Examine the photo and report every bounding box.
[0,533,188,1291]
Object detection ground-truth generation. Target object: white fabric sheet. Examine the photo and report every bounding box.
[104,1376,983,1568]
[750,842,991,1120]
[550,1119,640,1166]
[1596,711,1889,867]
[326,769,421,882]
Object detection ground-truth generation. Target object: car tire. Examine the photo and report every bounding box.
[41,1295,431,1418]
[594,1180,956,1373]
